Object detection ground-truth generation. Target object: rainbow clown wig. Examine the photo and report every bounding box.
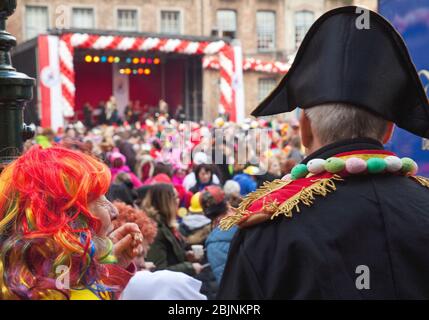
[0,146,116,300]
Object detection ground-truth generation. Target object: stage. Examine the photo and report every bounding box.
[73,49,203,121]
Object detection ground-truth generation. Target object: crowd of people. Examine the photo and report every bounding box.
[82,96,185,129]
[6,110,304,299]
[2,5,429,301]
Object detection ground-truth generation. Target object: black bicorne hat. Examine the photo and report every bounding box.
[252,6,429,138]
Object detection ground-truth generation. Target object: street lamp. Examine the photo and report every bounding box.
[0,0,35,166]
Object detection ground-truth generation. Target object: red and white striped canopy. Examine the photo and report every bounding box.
[58,33,288,121]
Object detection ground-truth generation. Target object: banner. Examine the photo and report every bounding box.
[232,42,245,123]
[38,35,63,131]
[112,63,130,116]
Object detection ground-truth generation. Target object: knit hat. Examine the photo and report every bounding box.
[109,149,126,165]
[223,180,241,195]
[200,185,228,220]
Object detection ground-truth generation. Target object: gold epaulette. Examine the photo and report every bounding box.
[220,174,344,230]
[410,176,429,188]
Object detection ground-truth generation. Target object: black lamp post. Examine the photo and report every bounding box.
[0,0,35,166]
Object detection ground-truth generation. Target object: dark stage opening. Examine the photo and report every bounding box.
[74,49,203,122]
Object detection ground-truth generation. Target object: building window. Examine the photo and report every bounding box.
[216,10,237,38]
[160,10,181,34]
[258,78,276,102]
[72,8,95,29]
[295,10,314,49]
[25,6,49,40]
[257,11,276,52]
[117,9,138,32]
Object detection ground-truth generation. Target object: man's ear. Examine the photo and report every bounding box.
[382,122,395,144]
[299,111,313,149]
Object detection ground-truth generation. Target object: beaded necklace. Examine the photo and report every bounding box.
[287,155,418,181]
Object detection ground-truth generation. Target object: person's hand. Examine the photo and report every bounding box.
[186,250,202,262]
[143,261,156,271]
[192,263,204,275]
[109,223,144,268]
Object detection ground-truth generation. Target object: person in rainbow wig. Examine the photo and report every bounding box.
[0,146,144,300]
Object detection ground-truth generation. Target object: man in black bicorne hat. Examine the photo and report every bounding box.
[217,6,429,299]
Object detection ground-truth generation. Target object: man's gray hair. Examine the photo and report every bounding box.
[305,103,389,145]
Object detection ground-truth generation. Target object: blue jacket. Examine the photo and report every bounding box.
[205,226,238,284]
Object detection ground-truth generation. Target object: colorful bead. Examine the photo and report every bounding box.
[291,164,309,180]
[324,157,345,173]
[367,158,387,174]
[288,155,418,181]
[411,163,419,175]
[384,156,402,173]
[401,157,418,175]
[345,157,367,174]
[307,159,326,174]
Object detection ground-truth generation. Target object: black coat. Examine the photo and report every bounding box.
[217,138,429,299]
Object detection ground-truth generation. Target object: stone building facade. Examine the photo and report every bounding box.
[8,0,377,122]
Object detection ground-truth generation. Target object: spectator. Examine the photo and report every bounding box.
[112,201,158,271]
[143,183,204,276]
[233,165,259,196]
[183,152,220,191]
[109,149,143,188]
[189,164,217,194]
[223,180,242,208]
[0,146,143,300]
[201,186,238,284]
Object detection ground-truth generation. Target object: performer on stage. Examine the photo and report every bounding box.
[218,6,429,299]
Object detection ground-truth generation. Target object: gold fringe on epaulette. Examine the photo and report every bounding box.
[220,175,343,230]
[410,176,429,188]
[237,178,293,213]
[271,174,343,219]
[219,178,292,230]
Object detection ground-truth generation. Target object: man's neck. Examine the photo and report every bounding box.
[302,138,384,164]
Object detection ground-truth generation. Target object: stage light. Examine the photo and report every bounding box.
[153,58,160,65]
[108,56,115,63]
[93,56,100,63]
[140,57,146,64]
[147,58,153,64]
[138,68,144,75]
[133,58,140,64]
[114,57,121,63]
[85,55,92,63]
[144,68,151,75]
